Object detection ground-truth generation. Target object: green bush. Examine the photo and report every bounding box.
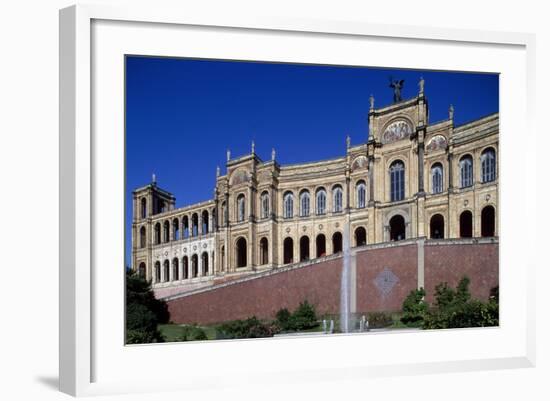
[216,317,279,339]
[125,270,167,344]
[400,288,428,327]
[366,311,393,328]
[175,325,208,341]
[291,301,318,330]
[275,301,318,332]
[275,308,292,331]
[423,277,499,329]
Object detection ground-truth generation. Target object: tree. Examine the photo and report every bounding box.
[423,277,499,329]
[401,288,428,327]
[126,270,169,344]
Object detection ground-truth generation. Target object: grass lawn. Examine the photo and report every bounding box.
[159,324,217,342]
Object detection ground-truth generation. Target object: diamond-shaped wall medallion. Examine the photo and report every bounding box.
[374,267,399,297]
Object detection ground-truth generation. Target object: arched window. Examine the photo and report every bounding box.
[333,186,343,213]
[316,234,326,258]
[163,221,170,243]
[260,191,270,219]
[356,181,366,209]
[201,252,209,276]
[237,194,245,222]
[140,198,147,219]
[191,213,199,237]
[459,155,473,188]
[390,160,405,201]
[299,236,310,261]
[172,218,179,241]
[191,254,198,277]
[221,246,225,271]
[354,227,367,247]
[259,237,269,265]
[182,216,189,238]
[460,210,473,238]
[172,258,179,281]
[430,214,445,239]
[163,260,170,282]
[316,188,327,215]
[154,223,161,245]
[201,210,209,234]
[236,237,247,267]
[283,237,294,264]
[283,192,294,219]
[154,261,161,282]
[481,206,496,237]
[139,226,146,248]
[299,190,310,217]
[182,256,189,279]
[389,215,406,241]
[431,163,444,194]
[481,148,496,183]
[138,262,146,279]
[332,232,343,253]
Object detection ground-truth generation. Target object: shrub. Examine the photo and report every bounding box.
[275,308,292,331]
[176,325,208,341]
[125,270,167,344]
[423,277,499,329]
[291,301,318,331]
[275,301,318,332]
[216,317,278,339]
[401,288,428,327]
[366,311,393,328]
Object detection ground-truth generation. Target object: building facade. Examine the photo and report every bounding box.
[131,85,499,292]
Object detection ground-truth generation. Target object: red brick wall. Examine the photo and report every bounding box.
[166,240,498,325]
[424,242,498,303]
[167,258,342,325]
[356,244,417,313]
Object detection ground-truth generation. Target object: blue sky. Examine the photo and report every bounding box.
[125,56,498,266]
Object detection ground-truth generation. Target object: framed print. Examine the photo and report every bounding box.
[59,4,536,397]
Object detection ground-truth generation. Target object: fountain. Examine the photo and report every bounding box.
[340,222,352,333]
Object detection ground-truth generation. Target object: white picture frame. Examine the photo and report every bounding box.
[59,4,536,397]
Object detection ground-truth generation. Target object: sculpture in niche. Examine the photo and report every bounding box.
[352,155,368,171]
[382,120,412,143]
[426,135,447,152]
[230,169,249,186]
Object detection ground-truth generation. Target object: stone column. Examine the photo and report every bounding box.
[368,156,375,204]
[345,176,351,212]
[198,254,203,278]
[179,258,184,282]
[417,136,425,194]
[448,153,454,190]
[160,262,165,283]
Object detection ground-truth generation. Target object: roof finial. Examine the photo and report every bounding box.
[216,166,220,178]
[419,76,425,95]
[271,147,276,161]
[369,94,375,111]
[226,149,231,161]
[152,173,156,185]
[346,134,351,149]
[251,140,255,154]
[449,104,454,120]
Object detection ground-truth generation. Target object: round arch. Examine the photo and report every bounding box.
[283,237,294,264]
[389,215,406,241]
[430,214,445,239]
[235,237,247,268]
[299,236,310,262]
[354,227,367,247]
[481,205,496,237]
[460,210,473,238]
